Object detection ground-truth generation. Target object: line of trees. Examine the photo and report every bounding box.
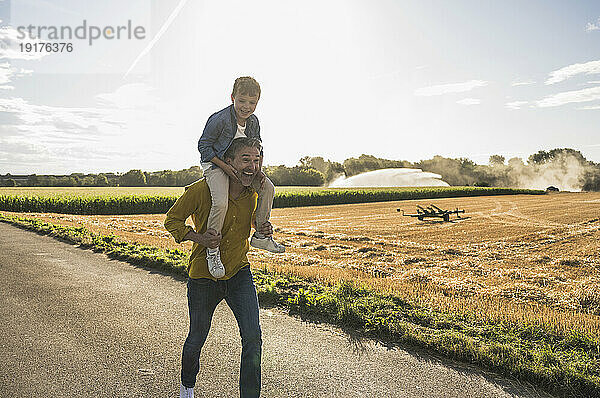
[292,149,600,191]
[1,167,204,188]
[3,148,600,190]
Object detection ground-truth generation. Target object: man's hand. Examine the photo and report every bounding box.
[196,228,222,248]
[256,221,273,237]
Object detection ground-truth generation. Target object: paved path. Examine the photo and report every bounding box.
[0,223,553,397]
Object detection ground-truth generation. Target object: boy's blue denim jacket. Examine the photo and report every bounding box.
[198,104,262,163]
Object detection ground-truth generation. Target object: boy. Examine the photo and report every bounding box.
[198,77,284,279]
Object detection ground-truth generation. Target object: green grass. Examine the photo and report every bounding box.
[1,212,597,397]
[0,186,544,215]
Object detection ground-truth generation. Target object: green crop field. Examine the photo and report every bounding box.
[0,185,543,197]
[0,186,186,197]
[0,186,422,197]
[0,186,544,215]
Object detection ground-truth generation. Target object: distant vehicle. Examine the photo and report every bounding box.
[546,186,559,192]
[398,204,465,222]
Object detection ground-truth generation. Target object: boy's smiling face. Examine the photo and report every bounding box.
[231,92,259,124]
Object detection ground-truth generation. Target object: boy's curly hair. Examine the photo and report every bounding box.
[232,76,261,99]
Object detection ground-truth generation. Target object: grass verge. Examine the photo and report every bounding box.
[1,213,598,397]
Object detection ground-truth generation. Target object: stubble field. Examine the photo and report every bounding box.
[6,192,600,337]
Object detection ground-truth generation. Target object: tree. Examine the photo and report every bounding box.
[264,165,325,186]
[119,169,147,186]
[95,174,109,187]
[507,157,525,168]
[296,156,345,183]
[582,163,600,191]
[326,161,345,182]
[416,156,476,186]
[27,174,39,186]
[298,156,312,169]
[52,176,77,186]
[80,176,94,186]
[489,155,505,166]
[5,178,16,187]
[46,176,58,186]
[298,156,327,173]
[528,148,586,165]
[176,166,203,186]
[343,154,410,177]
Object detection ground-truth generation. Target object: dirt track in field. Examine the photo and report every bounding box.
[9,192,600,313]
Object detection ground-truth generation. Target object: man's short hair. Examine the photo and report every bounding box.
[224,137,262,161]
[232,77,261,99]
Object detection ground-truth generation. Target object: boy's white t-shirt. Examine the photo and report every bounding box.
[234,123,247,139]
[201,123,248,172]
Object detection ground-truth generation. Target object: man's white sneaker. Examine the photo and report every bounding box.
[250,234,285,253]
[206,249,225,278]
[180,384,194,398]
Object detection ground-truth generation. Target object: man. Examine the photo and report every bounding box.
[165,137,269,398]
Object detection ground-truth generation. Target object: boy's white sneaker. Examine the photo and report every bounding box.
[180,384,194,398]
[207,249,225,278]
[250,233,285,253]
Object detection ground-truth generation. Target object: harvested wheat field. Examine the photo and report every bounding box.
[10,191,600,336]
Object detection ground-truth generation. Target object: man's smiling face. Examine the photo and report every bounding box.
[229,145,260,187]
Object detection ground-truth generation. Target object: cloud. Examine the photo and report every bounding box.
[414,80,488,96]
[96,83,158,109]
[536,86,600,107]
[456,98,480,105]
[586,18,600,32]
[0,94,139,173]
[0,62,33,89]
[0,135,148,174]
[545,60,600,85]
[0,95,128,173]
[587,23,600,32]
[577,105,600,110]
[505,101,529,110]
[0,83,199,173]
[511,80,535,86]
[0,97,116,132]
[0,22,48,61]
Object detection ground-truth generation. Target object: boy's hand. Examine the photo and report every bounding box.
[256,221,273,237]
[198,228,221,248]
[256,170,266,190]
[222,163,241,183]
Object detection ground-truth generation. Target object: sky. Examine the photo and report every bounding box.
[1,0,600,175]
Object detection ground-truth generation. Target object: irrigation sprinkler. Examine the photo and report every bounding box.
[398,204,465,222]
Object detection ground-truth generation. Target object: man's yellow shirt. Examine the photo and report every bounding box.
[164,179,257,280]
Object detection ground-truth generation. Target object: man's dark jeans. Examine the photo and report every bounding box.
[181,267,262,397]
